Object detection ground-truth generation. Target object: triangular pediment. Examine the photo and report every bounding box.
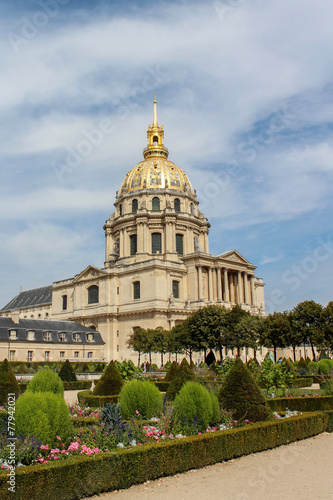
[73,265,107,283]
[217,250,252,266]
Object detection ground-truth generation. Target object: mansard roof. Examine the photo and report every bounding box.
[1,285,52,312]
[0,318,105,344]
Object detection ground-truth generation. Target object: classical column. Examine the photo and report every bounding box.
[208,267,213,302]
[223,268,229,302]
[143,222,148,253]
[237,271,242,304]
[244,272,249,304]
[124,229,129,257]
[171,222,176,253]
[165,221,172,253]
[217,267,222,301]
[197,265,203,301]
[137,222,143,253]
[250,276,256,306]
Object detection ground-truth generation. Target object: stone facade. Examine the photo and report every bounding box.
[1,98,265,363]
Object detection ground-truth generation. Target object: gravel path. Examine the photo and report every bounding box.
[84,432,333,500]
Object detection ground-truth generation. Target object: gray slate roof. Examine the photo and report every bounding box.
[1,286,52,311]
[0,318,105,345]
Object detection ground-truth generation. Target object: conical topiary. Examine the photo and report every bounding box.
[166,358,196,400]
[297,357,309,372]
[218,358,273,423]
[0,359,20,405]
[164,361,178,382]
[58,359,77,382]
[92,360,124,396]
[205,350,216,366]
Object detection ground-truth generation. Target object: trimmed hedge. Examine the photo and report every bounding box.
[63,381,92,391]
[77,390,118,407]
[71,416,98,427]
[153,380,170,392]
[267,395,333,412]
[290,377,314,388]
[0,412,328,500]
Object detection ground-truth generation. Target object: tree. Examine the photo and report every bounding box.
[221,305,249,357]
[260,311,290,362]
[322,301,333,352]
[292,300,323,360]
[127,327,149,366]
[151,326,168,366]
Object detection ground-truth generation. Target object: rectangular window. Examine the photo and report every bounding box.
[27,330,35,341]
[172,280,179,299]
[43,331,52,341]
[9,330,17,340]
[27,351,33,362]
[117,287,119,295]
[176,234,183,255]
[87,352,93,359]
[130,234,137,255]
[60,351,65,359]
[117,345,119,352]
[44,351,50,361]
[151,233,162,254]
[73,333,81,342]
[74,351,79,358]
[133,281,140,300]
[9,350,15,362]
[58,333,67,342]
[62,295,67,310]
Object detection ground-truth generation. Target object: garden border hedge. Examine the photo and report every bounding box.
[77,390,118,407]
[267,395,333,412]
[0,412,329,500]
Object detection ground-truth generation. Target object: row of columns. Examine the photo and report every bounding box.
[196,265,256,306]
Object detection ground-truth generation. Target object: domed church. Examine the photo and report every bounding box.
[1,97,265,363]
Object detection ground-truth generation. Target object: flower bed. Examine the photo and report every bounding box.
[0,412,329,500]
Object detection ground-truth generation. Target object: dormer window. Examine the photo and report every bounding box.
[27,330,35,341]
[58,332,67,342]
[73,333,81,342]
[86,333,94,343]
[9,330,17,340]
[43,331,52,341]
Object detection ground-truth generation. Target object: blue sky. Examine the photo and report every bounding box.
[1,0,333,314]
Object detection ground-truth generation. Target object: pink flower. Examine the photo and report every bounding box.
[40,444,49,450]
[135,410,140,415]
[198,432,202,435]
[56,436,61,441]
[51,448,60,454]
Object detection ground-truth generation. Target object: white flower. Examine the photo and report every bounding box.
[117,443,125,448]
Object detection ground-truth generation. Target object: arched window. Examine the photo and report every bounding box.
[132,199,138,213]
[153,135,158,144]
[190,203,195,215]
[130,234,137,255]
[62,295,67,311]
[152,197,160,211]
[119,204,122,216]
[151,233,162,254]
[88,285,99,304]
[133,281,140,299]
[174,198,181,212]
[176,234,183,255]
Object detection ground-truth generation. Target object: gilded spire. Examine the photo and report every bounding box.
[153,92,158,126]
[143,94,169,160]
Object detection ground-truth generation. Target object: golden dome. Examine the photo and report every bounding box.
[119,95,195,196]
[119,158,195,195]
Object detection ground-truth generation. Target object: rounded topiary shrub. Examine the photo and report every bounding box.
[218,358,273,423]
[119,380,163,419]
[209,391,220,424]
[58,359,77,382]
[93,361,124,396]
[318,359,331,375]
[164,361,178,382]
[166,358,196,400]
[16,391,73,446]
[0,359,20,405]
[308,361,318,374]
[173,382,213,432]
[26,366,64,396]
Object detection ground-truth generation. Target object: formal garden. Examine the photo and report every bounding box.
[0,348,332,500]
